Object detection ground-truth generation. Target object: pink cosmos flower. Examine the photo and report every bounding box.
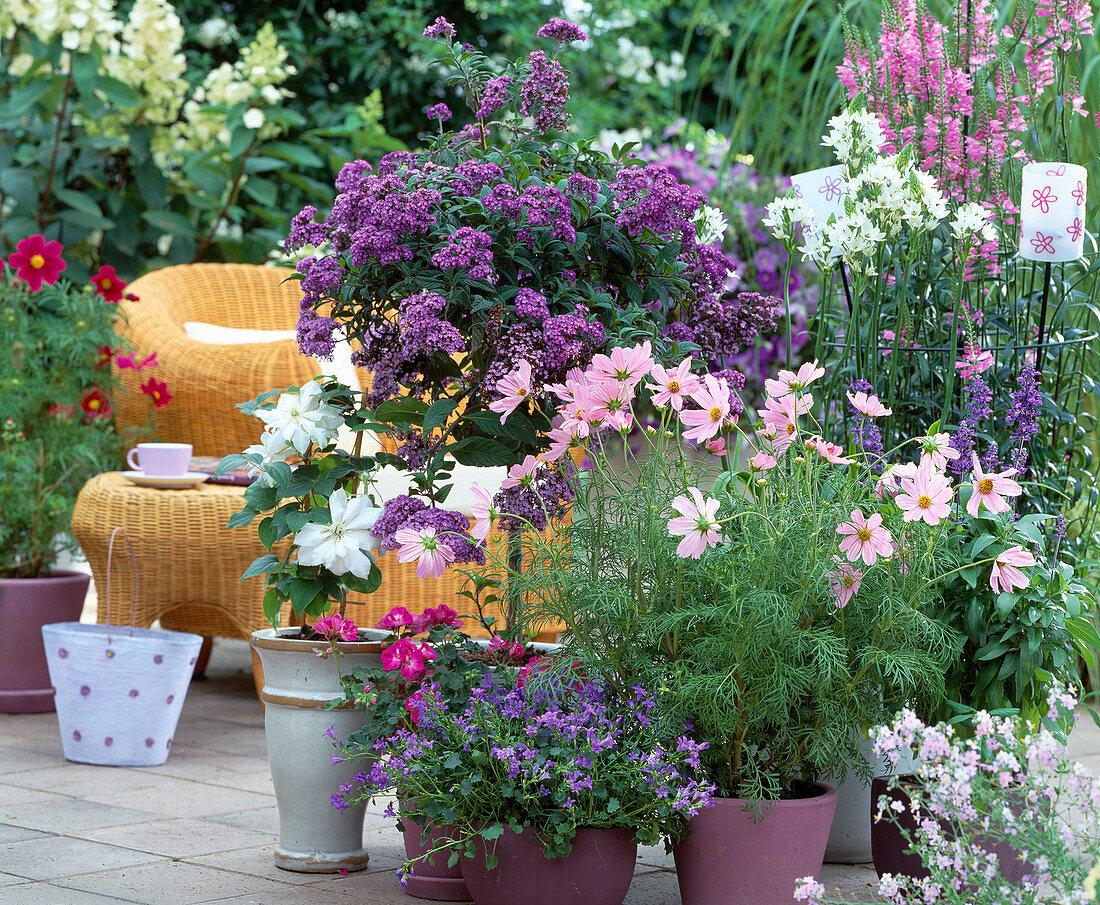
[761,393,811,454]
[828,558,863,608]
[806,436,852,465]
[967,454,1022,517]
[764,361,825,397]
[543,425,587,463]
[556,384,596,434]
[488,359,533,423]
[381,638,437,681]
[918,432,960,471]
[376,606,418,631]
[501,454,539,489]
[704,437,726,456]
[116,352,159,371]
[314,614,359,642]
[877,462,918,500]
[680,375,732,443]
[989,545,1035,594]
[846,390,892,418]
[469,482,497,542]
[667,488,722,559]
[588,379,634,430]
[750,451,777,471]
[588,341,654,388]
[646,358,701,411]
[395,526,455,579]
[837,510,894,566]
[895,465,954,525]
[545,367,586,402]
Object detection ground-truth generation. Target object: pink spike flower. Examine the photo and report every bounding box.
[967,454,1022,517]
[837,510,894,566]
[667,488,722,559]
[395,526,455,579]
[488,360,533,423]
[989,545,1035,594]
[895,464,954,525]
[646,358,701,411]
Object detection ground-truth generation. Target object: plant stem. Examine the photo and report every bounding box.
[37,71,74,230]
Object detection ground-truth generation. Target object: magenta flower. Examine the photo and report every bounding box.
[646,358,700,411]
[846,390,892,418]
[543,425,586,463]
[380,638,437,681]
[895,464,954,525]
[415,604,462,632]
[488,359,533,423]
[8,234,66,292]
[588,342,654,389]
[376,606,418,631]
[967,454,1022,517]
[314,614,359,642]
[469,482,498,542]
[989,545,1035,594]
[764,361,825,397]
[837,510,894,566]
[680,374,732,443]
[667,488,722,559]
[426,103,452,124]
[422,16,457,41]
[501,454,539,489]
[536,17,588,44]
[828,558,863,608]
[395,526,455,579]
[488,635,525,660]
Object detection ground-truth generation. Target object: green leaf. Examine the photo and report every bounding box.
[53,188,102,218]
[216,453,249,474]
[265,461,293,489]
[286,509,311,533]
[226,508,258,529]
[373,397,428,425]
[244,483,278,511]
[141,210,194,236]
[257,517,278,550]
[263,141,325,167]
[423,396,459,432]
[448,436,517,467]
[343,564,382,595]
[229,124,254,159]
[135,157,168,209]
[243,177,277,207]
[263,587,284,629]
[96,75,141,107]
[242,553,281,580]
[480,824,504,841]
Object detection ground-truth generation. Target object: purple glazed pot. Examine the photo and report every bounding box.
[402,820,471,901]
[0,572,89,713]
[673,782,838,905]
[460,826,636,905]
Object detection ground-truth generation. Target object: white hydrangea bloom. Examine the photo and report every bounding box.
[107,0,188,124]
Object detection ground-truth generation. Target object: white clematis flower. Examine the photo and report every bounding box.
[294,489,382,580]
[242,429,294,486]
[257,381,343,454]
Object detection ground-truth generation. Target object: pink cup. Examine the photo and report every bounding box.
[126,443,192,476]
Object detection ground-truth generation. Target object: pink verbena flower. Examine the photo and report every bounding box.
[489,360,534,423]
[314,614,359,642]
[667,488,722,559]
[966,453,1022,516]
[646,358,700,411]
[395,526,455,579]
[896,464,954,525]
[837,510,895,565]
[990,545,1035,594]
[680,375,732,443]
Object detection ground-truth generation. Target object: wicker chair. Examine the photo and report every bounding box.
[71,263,536,693]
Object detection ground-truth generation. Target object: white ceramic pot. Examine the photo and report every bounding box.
[823,732,882,863]
[251,627,385,872]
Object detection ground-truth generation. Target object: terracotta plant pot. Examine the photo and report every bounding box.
[402,818,471,901]
[673,782,838,905]
[0,572,89,713]
[460,826,637,905]
[251,627,385,873]
[870,775,1029,883]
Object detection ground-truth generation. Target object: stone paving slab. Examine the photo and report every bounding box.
[0,636,1092,904]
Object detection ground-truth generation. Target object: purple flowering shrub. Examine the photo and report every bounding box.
[332,667,715,872]
[795,687,1095,905]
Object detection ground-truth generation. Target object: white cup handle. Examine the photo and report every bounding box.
[126,449,140,471]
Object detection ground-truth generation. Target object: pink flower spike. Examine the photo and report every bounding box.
[967,454,1022,517]
[488,360,533,423]
[990,545,1035,594]
[501,454,539,489]
[588,341,654,388]
[918,432,960,471]
[764,361,825,397]
[646,358,701,411]
[469,482,497,542]
[667,488,722,559]
[846,390,892,418]
[750,451,777,471]
[314,614,359,641]
[828,558,863,608]
[395,527,455,579]
[680,375,732,443]
[895,464,954,525]
[837,510,894,566]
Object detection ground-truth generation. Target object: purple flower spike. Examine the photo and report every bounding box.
[536,18,588,45]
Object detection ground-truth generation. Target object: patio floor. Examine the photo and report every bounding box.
[3,636,1100,905]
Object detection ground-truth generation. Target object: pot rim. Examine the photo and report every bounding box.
[0,570,91,586]
[251,625,387,653]
[708,781,838,809]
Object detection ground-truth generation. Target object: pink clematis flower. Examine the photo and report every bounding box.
[501,455,539,489]
[381,638,437,681]
[967,454,1023,517]
[488,360,533,423]
[647,358,701,411]
[837,510,894,566]
[846,391,892,418]
[314,614,359,642]
[667,488,722,559]
[806,436,852,465]
[588,342,654,388]
[395,527,455,579]
[918,432,960,471]
[680,375,732,443]
[828,558,863,608]
[764,361,825,398]
[989,545,1035,594]
[895,464,954,525]
[469,482,498,542]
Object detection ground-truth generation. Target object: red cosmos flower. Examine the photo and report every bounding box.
[80,388,112,419]
[90,265,127,303]
[141,377,172,408]
[94,346,115,371]
[8,235,66,292]
[116,351,158,371]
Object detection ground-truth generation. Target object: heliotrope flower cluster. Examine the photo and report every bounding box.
[520,50,570,134]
